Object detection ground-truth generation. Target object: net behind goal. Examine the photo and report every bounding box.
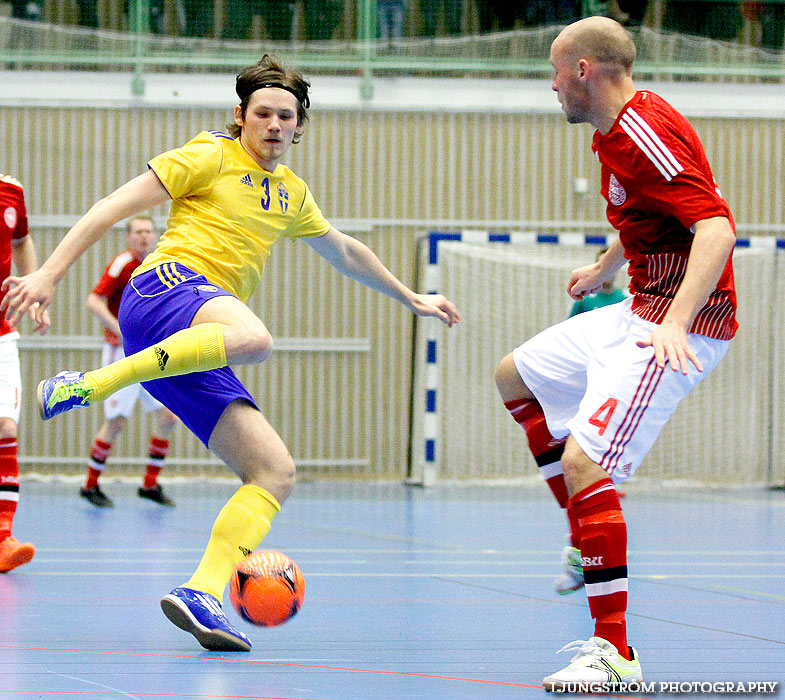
[411,233,784,486]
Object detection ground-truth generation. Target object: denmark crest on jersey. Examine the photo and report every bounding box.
[3,206,17,230]
[608,173,626,206]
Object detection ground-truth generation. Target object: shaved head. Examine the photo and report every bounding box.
[554,16,636,76]
[549,16,638,131]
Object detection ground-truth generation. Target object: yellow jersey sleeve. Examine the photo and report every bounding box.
[147,132,222,199]
[286,182,331,239]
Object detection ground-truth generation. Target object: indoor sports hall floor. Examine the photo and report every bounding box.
[2,480,784,699]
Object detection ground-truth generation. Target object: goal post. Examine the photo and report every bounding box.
[410,231,785,486]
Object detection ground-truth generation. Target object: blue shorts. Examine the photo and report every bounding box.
[118,263,258,447]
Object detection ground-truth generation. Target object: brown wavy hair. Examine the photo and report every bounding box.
[227,54,311,142]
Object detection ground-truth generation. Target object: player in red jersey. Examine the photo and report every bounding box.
[0,174,50,572]
[80,215,179,508]
[494,17,737,690]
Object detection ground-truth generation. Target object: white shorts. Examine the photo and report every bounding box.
[101,343,164,421]
[512,298,729,482]
[0,332,21,423]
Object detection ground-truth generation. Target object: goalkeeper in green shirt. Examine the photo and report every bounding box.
[568,247,627,317]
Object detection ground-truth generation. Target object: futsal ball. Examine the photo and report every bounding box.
[229,550,305,627]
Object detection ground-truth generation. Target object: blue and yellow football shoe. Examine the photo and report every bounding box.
[37,371,93,420]
[160,587,252,652]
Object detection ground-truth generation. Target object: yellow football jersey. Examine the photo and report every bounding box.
[137,130,331,302]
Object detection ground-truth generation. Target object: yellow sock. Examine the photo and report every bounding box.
[183,484,281,602]
[83,323,227,402]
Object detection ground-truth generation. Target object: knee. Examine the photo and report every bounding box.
[561,438,607,493]
[105,416,128,440]
[561,439,586,478]
[274,458,297,503]
[248,326,274,364]
[0,418,17,440]
[494,353,532,403]
[494,353,514,394]
[561,453,581,485]
[158,408,179,432]
[248,454,296,505]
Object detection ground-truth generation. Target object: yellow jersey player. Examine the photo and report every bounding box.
[1,55,460,651]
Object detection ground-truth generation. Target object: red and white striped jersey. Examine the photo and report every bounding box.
[592,91,737,340]
[92,250,142,346]
[0,175,30,338]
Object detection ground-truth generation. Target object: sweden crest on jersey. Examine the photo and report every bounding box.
[278,183,289,213]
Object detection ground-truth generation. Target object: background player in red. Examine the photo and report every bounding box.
[0,174,50,572]
[494,17,737,690]
[80,215,179,508]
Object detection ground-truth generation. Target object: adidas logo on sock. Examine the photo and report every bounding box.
[154,347,170,371]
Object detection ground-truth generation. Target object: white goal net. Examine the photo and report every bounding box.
[411,235,784,486]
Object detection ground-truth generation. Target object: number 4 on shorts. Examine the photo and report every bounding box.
[588,398,618,436]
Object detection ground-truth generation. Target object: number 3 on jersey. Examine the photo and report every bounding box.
[260,177,270,210]
[588,398,618,436]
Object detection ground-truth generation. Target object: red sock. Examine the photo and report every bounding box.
[0,437,19,541]
[143,437,169,489]
[595,612,628,658]
[568,478,629,659]
[86,439,111,489]
[504,399,577,546]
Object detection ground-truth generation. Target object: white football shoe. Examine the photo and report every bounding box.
[543,636,643,692]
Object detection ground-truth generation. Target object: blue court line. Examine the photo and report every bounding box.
[709,586,785,601]
[434,576,785,646]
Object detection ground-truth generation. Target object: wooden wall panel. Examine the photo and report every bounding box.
[1,104,781,479]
